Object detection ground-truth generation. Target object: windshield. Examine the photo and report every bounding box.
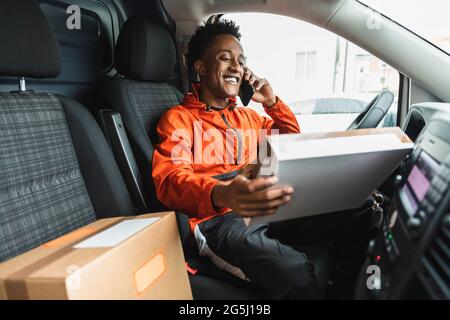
[360,0,450,54]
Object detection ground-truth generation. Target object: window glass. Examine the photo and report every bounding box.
[224,13,400,133]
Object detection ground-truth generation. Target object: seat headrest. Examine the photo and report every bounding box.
[0,0,60,78]
[115,17,176,82]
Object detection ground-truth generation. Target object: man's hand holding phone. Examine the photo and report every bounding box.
[212,174,293,218]
[241,66,277,108]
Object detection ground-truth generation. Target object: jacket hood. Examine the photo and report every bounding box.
[183,82,238,111]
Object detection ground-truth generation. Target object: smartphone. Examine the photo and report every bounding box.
[239,79,255,106]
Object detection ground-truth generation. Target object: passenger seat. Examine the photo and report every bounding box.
[0,0,135,262]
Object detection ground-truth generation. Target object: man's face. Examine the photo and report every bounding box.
[196,34,246,99]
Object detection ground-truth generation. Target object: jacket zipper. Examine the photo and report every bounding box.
[219,112,242,165]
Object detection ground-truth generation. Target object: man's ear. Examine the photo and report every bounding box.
[194,60,207,77]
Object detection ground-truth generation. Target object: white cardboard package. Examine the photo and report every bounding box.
[249,127,414,225]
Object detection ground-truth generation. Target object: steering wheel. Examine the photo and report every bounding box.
[347,90,395,130]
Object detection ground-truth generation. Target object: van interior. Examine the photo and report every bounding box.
[0,0,449,300]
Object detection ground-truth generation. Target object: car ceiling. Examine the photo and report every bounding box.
[162,0,346,27]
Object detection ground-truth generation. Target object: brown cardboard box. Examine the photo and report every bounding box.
[0,212,192,300]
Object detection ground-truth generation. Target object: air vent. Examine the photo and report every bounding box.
[420,214,450,299]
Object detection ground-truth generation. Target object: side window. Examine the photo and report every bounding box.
[223,13,399,133]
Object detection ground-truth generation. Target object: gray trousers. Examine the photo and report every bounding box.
[194,207,374,299]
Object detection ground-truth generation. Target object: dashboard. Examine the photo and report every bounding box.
[356,102,450,300]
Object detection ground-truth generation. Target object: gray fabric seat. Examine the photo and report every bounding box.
[99,17,184,211]
[0,92,95,260]
[99,79,183,211]
[0,0,135,263]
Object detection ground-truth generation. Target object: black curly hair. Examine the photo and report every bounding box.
[188,19,242,66]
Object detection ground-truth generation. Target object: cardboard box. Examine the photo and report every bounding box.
[0,212,192,300]
[250,127,414,224]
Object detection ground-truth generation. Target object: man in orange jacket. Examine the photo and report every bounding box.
[153,20,373,299]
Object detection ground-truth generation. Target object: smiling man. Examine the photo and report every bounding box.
[153,20,300,227]
[152,19,372,299]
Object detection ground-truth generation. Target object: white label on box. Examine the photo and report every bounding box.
[73,218,160,248]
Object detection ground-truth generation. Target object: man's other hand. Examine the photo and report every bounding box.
[212,174,293,217]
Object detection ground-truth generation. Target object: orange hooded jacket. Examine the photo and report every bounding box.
[152,83,300,231]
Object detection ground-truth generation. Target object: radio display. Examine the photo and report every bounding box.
[401,151,440,215]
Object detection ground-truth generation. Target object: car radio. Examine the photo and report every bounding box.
[400,150,447,237]
[356,113,450,300]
